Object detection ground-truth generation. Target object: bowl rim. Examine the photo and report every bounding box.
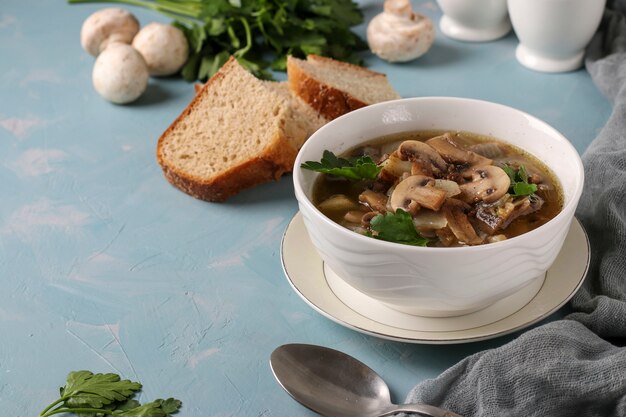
[293,96,585,253]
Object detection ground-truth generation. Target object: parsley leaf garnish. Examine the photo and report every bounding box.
[301,150,382,180]
[501,164,538,197]
[369,209,429,246]
[38,371,182,417]
[61,371,141,409]
[112,399,182,417]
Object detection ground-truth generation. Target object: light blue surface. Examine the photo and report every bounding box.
[0,1,611,416]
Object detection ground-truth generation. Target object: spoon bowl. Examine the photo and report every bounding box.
[270,343,462,417]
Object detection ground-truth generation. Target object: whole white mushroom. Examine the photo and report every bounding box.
[132,23,189,76]
[367,0,435,62]
[80,8,140,56]
[92,43,149,104]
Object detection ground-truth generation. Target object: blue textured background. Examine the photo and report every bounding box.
[0,1,611,416]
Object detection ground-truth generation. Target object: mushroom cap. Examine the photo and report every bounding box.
[459,165,510,203]
[426,133,493,166]
[92,43,149,104]
[390,175,447,212]
[132,23,189,76]
[398,140,448,174]
[367,0,435,63]
[80,8,140,57]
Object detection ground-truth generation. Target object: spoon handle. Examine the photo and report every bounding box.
[381,403,463,417]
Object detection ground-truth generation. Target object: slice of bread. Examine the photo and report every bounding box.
[193,80,327,142]
[263,81,329,139]
[157,57,306,202]
[287,54,401,120]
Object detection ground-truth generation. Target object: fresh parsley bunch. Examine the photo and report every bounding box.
[501,164,538,197]
[301,150,382,180]
[38,371,181,417]
[68,0,367,80]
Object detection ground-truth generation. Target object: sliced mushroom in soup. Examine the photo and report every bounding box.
[308,130,563,247]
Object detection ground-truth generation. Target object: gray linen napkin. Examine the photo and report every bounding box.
[404,2,626,416]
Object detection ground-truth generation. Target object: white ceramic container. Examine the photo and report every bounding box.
[508,0,606,72]
[436,0,511,42]
[293,97,584,317]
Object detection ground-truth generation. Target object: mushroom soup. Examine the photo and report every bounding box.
[308,131,563,247]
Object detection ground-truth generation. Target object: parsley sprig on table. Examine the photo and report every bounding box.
[501,164,538,197]
[68,0,367,80]
[38,371,181,417]
[369,209,430,247]
[301,150,382,181]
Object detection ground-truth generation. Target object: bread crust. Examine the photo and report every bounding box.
[156,57,301,202]
[287,56,368,120]
[158,138,297,202]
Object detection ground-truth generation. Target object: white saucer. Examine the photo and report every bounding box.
[280,212,589,344]
[325,265,546,332]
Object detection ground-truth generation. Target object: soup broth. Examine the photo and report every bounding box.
[311,130,563,247]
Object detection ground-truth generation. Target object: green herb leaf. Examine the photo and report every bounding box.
[369,209,429,246]
[62,371,142,409]
[518,165,529,183]
[38,371,181,417]
[501,164,516,183]
[513,181,537,196]
[301,150,381,181]
[114,398,182,417]
[66,399,142,417]
[158,398,183,415]
[501,163,538,197]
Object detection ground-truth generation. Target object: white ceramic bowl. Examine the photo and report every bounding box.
[293,97,584,317]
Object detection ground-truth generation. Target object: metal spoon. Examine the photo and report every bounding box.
[270,343,462,417]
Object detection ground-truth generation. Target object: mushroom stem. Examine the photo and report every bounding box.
[379,153,414,180]
[359,190,389,212]
[442,199,483,245]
